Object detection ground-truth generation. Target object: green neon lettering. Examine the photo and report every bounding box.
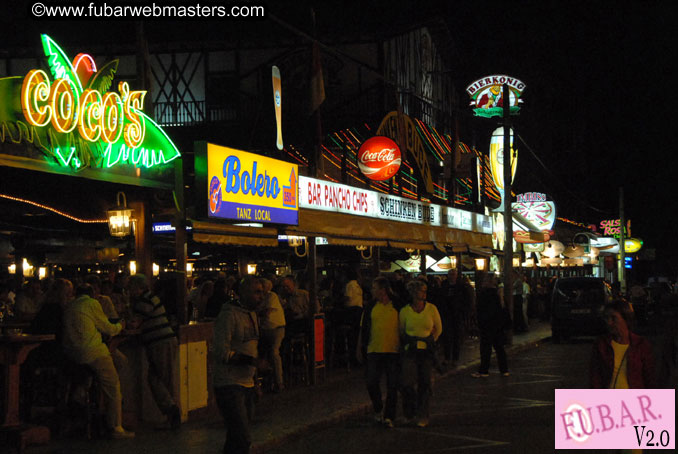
[54,146,81,168]
[131,146,144,166]
[104,143,121,168]
[9,35,182,173]
[101,143,180,170]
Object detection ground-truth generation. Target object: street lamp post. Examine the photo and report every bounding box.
[502,83,514,333]
[618,187,626,295]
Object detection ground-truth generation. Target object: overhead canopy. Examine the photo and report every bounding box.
[193,233,278,247]
[190,208,493,250]
[191,220,279,247]
[286,209,492,250]
[326,237,388,247]
[390,241,435,251]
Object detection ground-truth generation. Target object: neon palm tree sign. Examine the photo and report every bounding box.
[0,35,180,179]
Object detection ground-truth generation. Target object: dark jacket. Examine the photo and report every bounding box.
[589,332,655,389]
[476,287,504,334]
[444,279,475,318]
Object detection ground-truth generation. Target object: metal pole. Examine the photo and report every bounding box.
[307,236,318,384]
[132,199,153,280]
[308,236,318,314]
[618,187,626,296]
[502,83,514,333]
[174,158,188,325]
[372,246,380,278]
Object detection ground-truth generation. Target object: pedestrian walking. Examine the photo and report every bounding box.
[658,315,678,388]
[399,279,442,428]
[439,269,474,367]
[590,300,655,389]
[357,276,400,428]
[472,272,509,378]
[590,300,655,454]
[259,278,286,393]
[343,268,364,364]
[213,276,266,454]
[512,272,527,333]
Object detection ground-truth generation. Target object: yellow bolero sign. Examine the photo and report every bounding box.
[205,143,298,225]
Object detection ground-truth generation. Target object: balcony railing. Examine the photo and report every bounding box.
[154,101,239,127]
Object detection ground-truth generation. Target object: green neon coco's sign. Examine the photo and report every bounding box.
[0,34,180,173]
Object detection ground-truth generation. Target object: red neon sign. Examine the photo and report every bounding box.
[357,136,401,181]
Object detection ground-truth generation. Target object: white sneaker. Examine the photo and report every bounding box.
[373,412,383,423]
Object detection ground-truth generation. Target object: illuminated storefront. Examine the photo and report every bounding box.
[191,144,493,275]
[0,34,200,424]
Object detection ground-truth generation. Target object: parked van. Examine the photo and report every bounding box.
[551,277,612,343]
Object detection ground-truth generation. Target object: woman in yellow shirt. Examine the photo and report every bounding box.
[399,279,442,427]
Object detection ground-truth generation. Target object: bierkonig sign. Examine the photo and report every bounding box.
[466,75,525,118]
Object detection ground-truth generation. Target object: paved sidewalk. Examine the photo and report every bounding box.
[250,320,552,453]
[25,320,552,454]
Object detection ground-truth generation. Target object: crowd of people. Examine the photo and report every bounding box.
[3,267,677,454]
[0,272,181,439]
[210,268,489,452]
[0,267,537,448]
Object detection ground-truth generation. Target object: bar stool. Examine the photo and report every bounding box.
[285,332,309,386]
[329,324,352,372]
[58,362,103,439]
[24,364,61,423]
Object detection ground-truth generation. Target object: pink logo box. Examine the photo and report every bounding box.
[555,389,675,450]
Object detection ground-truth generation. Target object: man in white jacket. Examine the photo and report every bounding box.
[62,284,133,438]
[213,276,265,454]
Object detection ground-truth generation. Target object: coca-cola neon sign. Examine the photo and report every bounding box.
[357,136,401,181]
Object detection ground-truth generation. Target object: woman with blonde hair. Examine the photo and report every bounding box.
[399,278,442,427]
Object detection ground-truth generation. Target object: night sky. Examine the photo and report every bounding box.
[1,1,675,269]
[288,0,676,268]
[445,1,675,268]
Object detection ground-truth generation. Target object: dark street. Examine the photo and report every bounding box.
[268,340,586,454]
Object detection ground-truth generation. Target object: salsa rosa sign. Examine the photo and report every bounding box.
[205,143,298,225]
[357,136,401,181]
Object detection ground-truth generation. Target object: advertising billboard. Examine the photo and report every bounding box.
[196,143,298,225]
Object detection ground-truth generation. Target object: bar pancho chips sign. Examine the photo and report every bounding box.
[204,143,298,225]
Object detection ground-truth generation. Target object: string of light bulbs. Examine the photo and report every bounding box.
[0,193,108,223]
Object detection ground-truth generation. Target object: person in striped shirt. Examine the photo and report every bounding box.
[128,274,181,430]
